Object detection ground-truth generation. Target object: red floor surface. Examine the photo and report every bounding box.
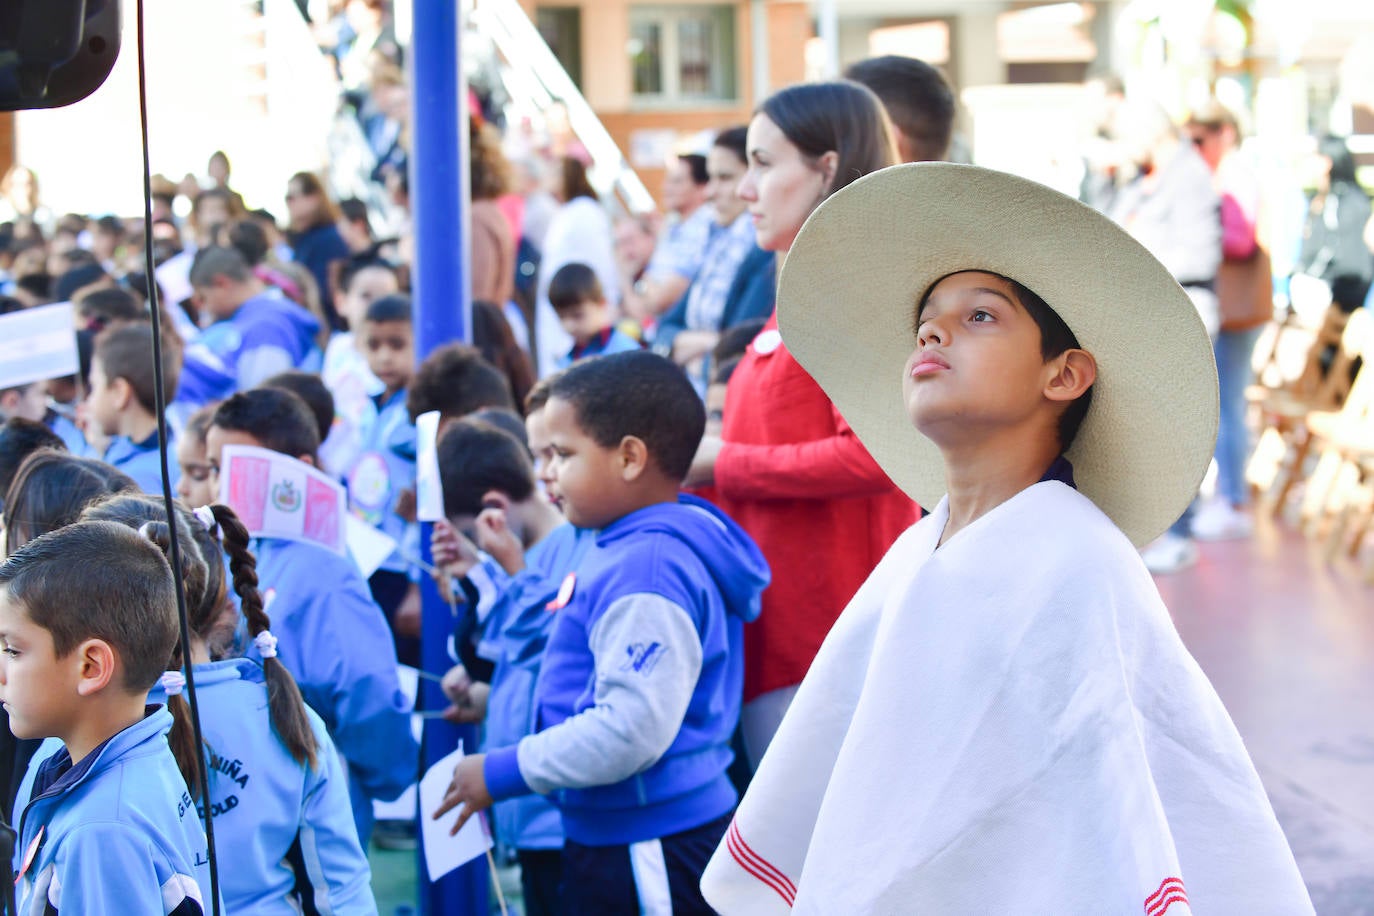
[1156,518,1374,913]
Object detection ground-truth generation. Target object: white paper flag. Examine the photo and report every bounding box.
[415,410,445,522]
[218,445,346,554]
[419,745,494,881]
[0,303,79,390]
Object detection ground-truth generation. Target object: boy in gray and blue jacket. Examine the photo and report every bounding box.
[436,351,769,915]
[0,521,217,915]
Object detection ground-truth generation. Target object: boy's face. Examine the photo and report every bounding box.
[343,267,399,329]
[904,271,1060,445]
[0,382,48,423]
[524,407,562,510]
[542,396,626,529]
[556,300,610,348]
[0,588,78,740]
[176,435,217,507]
[204,425,268,493]
[360,319,415,393]
[81,357,123,437]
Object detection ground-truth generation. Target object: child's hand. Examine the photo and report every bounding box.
[439,665,490,723]
[432,519,481,579]
[395,487,417,523]
[396,582,422,638]
[433,753,492,835]
[474,507,524,575]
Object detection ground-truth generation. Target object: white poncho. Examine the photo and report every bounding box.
[702,481,1312,915]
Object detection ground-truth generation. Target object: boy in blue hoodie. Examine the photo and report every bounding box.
[84,323,179,494]
[179,246,321,406]
[0,520,215,914]
[433,404,595,916]
[346,294,420,666]
[206,387,419,847]
[436,351,769,914]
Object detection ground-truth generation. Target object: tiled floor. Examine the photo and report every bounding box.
[1156,517,1374,913]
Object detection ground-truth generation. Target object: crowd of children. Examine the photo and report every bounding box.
[0,54,1319,916]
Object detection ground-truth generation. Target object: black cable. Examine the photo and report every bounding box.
[133,1,221,912]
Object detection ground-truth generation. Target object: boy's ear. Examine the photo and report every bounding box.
[1043,349,1097,403]
[617,435,651,482]
[297,454,316,467]
[109,376,135,411]
[73,638,118,698]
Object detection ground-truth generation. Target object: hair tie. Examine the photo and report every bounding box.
[192,506,217,531]
[254,630,279,660]
[137,520,159,542]
[159,670,186,697]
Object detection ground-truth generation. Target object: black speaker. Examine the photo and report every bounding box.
[0,0,121,111]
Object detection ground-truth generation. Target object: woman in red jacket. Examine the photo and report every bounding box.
[688,82,921,768]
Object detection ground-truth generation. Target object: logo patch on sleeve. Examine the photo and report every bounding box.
[621,641,666,675]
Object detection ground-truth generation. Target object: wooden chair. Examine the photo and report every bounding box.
[1247,306,1365,515]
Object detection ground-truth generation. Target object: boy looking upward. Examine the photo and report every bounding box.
[437,352,769,914]
[84,324,180,494]
[0,521,215,913]
[547,263,641,368]
[701,164,1312,913]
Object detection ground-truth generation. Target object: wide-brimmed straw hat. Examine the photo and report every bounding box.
[777,163,1218,547]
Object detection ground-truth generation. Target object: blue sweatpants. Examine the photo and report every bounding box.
[561,813,731,915]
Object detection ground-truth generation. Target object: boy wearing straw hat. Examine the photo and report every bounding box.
[700,163,1312,914]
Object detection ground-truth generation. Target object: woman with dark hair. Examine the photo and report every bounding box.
[532,155,620,377]
[470,119,517,307]
[0,450,138,823]
[687,81,919,767]
[472,300,536,410]
[1296,135,1373,313]
[285,171,352,331]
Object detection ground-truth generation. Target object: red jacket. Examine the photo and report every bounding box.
[713,314,920,700]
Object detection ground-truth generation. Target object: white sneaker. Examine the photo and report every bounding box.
[1192,500,1255,541]
[1141,533,1199,574]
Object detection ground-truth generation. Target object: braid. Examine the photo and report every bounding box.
[209,504,319,768]
[132,518,204,795]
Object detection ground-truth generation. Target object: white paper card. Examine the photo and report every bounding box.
[415,410,445,522]
[372,783,417,822]
[0,303,79,390]
[218,445,347,554]
[419,745,493,881]
[345,514,397,579]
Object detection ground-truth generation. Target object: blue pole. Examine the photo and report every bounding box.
[408,2,484,914]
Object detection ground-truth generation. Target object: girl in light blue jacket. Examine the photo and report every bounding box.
[84,494,377,916]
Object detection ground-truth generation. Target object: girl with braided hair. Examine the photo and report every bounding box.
[74,494,378,915]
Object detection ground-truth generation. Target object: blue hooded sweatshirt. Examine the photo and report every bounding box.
[15,706,219,915]
[147,659,376,916]
[484,494,769,846]
[178,293,321,406]
[475,523,597,852]
[250,537,420,845]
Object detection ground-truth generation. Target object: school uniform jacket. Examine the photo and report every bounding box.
[15,707,216,916]
[148,659,376,916]
[250,537,419,842]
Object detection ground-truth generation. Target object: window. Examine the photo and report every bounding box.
[629,5,737,105]
[537,7,584,89]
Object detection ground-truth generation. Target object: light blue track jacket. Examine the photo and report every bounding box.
[475,523,597,852]
[15,706,219,916]
[344,388,416,575]
[250,537,419,843]
[148,659,377,916]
